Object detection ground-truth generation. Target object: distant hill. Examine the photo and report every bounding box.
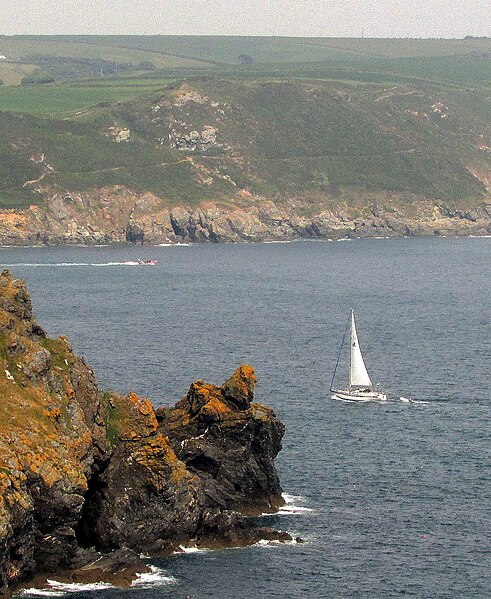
[0,36,489,242]
[1,35,490,86]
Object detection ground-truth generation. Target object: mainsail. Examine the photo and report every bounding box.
[349,310,372,389]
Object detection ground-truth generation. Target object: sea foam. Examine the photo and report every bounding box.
[20,580,115,596]
[131,565,177,588]
[267,493,314,515]
[173,545,208,554]
[244,494,312,517]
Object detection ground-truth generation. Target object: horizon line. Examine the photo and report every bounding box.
[0,33,489,40]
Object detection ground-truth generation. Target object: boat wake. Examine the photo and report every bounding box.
[398,396,429,405]
[6,262,156,268]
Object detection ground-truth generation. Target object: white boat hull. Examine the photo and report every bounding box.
[331,389,388,402]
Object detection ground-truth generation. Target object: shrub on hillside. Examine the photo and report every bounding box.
[138,61,156,71]
[238,54,254,65]
[21,70,55,85]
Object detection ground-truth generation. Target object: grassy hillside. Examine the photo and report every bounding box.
[0,78,489,208]
[0,61,37,86]
[0,36,489,211]
[0,35,489,86]
[0,78,171,114]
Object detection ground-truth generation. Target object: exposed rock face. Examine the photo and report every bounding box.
[158,366,285,516]
[0,190,490,246]
[0,270,287,597]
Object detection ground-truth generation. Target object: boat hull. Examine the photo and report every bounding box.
[331,389,388,402]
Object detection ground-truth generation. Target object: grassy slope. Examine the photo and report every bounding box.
[2,35,489,85]
[0,36,489,209]
[0,80,170,114]
[0,37,208,69]
[0,61,37,85]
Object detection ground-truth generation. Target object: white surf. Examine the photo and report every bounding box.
[173,545,208,554]
[276,493,314,515]
[131,565,177,588]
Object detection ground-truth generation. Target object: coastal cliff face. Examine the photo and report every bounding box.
[1,79,490,244]
[0,270,286,597]
[0,190,490,246]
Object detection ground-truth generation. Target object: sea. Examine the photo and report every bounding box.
[1,237,490,599]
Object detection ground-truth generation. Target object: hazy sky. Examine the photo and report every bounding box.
[2,0,490,38]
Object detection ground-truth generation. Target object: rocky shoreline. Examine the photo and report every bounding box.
[0,189,490,246]
[0,270,291,597]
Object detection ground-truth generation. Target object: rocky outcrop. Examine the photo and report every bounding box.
[0,270,288,597]
[158,365,285,516]
[0,189,490,246]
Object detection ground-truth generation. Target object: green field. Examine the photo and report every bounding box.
[0,80,169,114]
[0,35,489,86]
[7,34,489,62]
[0,37,208,70]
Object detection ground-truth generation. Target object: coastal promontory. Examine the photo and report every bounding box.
[0,270,288,597]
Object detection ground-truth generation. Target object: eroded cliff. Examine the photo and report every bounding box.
[0,270,287,597]
[1,190,490,246]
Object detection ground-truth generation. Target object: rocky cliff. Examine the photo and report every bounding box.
[0,189,490,246]
[0,270,287,597]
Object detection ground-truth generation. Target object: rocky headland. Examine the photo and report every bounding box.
[0,270,289,597]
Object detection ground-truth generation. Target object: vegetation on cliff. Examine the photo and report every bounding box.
[0,270,287,597]
[0,36,489,241]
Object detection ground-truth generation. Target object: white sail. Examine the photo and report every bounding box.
[349,311,372,389]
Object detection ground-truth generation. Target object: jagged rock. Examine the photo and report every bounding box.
[0,271,288,597]
[78,432,202,551]
[161,366,285,515]
[20,348,51,382]
[222,364,256,409]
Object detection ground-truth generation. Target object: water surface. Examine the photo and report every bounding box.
[2,238,490,599]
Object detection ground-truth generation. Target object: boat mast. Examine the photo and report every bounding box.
[348,309,354,391]
[330,311,351,391]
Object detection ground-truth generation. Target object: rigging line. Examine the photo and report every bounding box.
[330,312,351,391]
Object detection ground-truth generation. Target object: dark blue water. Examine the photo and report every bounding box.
[2,238,490,599]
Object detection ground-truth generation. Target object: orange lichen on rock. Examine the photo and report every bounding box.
[174,366,257,423]
[42,406,62,420]
[0,270,287,595]
[108,391,159,442]
[184,380,220,414]
[0,269,105,593]
[130,433,191,485]
[200,396,232,421]
[222,364,256,409]
[127,392,158,428]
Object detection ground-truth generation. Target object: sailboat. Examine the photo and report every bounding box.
[330,310,388,402]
